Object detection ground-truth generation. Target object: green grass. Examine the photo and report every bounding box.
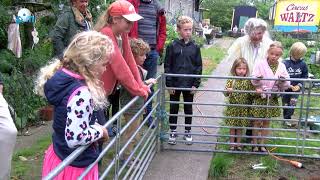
[209,87,320,178]
[201,46,226,76]
[208,153,233,178]
[11,134,51,179]
[260,156,279,175]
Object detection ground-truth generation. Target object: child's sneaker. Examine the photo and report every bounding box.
[184,130,193,145]
[168,130,177,145]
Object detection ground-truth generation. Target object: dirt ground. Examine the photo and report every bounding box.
[219,155,320,180]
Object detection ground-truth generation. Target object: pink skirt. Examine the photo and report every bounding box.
[42,144,98,180]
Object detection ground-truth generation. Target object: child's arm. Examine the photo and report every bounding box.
[193,46,203,88]
[145,78,157,85]
[277,64,291,91]
[251,63,263,88]
[65,87,105,148]
[109,52,149,100]
[223,79,233,97]
[294,62,309,91]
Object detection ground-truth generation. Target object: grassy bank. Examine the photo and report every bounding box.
[208,89,320,179]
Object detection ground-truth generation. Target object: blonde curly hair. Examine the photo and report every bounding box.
[35,31,114,108]
[177,16,193,29]
[130,38,150,57]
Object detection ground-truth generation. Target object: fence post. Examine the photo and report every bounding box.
[301,80,313,156]
[155,76,161,153]
[159,74,166,151]
[296,81,306,156]
[114,116,121,179]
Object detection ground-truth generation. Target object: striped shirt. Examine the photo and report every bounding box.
[138,0,162,48]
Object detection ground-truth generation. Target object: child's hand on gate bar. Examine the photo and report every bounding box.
[168,89,175,95]
[291,85,300,92]
[190,86,197,94]
[256,88,263,94]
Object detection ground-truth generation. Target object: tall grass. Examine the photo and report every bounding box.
[208,153,233,178]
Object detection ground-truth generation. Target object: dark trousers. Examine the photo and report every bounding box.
[282,94,299,119]
[169,90,194,131]
[107,88,120,125]
[143,50,159,122]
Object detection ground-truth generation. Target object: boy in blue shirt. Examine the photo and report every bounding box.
[282,42,309,126]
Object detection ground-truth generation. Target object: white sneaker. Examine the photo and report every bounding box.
[184,130,193,145]
[168,130,177,145]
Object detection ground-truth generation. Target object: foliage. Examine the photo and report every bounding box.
[0,5,11,49]
[309,64,320,79]
[255,1,273,20]
[11,135,51,178]
[202,0,236,31]
[193,36,206,48]
[2,70,47,129]
[165,25,178,47]
[46,0,113,21]
[271,31,301,49]
[89,0,114,22]
[201,0,273,31]
[201,47,226,76]
[208,153,233,178]
[0,0,113,129]
[260,156,279,174]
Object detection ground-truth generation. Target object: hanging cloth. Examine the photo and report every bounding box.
[7,15,22,58]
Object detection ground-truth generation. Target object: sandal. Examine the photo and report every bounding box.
[236,146,242,151]
[252,146,259,152]
[229,146,235,151]
[260,146,267,152]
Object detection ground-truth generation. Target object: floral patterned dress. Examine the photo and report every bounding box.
[224,79,254,127]
[251,63,281,118]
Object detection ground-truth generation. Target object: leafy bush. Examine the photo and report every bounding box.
[2,71,47,129]
[271,31,301,49]
[165,25,178,46]
[193,36,205,48]
[0,5,11,49]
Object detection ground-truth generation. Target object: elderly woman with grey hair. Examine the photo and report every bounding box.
[227,18,273,74]
[225,18,273,145]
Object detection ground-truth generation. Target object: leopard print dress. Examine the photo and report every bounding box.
[224,79,254,127]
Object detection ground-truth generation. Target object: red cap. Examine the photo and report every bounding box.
[108,0,143,22]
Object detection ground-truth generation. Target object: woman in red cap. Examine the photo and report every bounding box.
[95,1,150,99]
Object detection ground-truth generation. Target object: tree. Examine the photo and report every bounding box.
[201,0,273,31]
[201,0,242,31]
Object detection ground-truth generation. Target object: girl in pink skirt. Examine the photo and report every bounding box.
[35,31,112,179]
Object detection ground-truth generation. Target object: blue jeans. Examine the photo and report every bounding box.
[143,49,159,124]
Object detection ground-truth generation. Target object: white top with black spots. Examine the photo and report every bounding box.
[65,87,104,148]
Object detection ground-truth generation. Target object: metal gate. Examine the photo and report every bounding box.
[43,73,320,179]
[160,74,320,158]
[43,75,164,180]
